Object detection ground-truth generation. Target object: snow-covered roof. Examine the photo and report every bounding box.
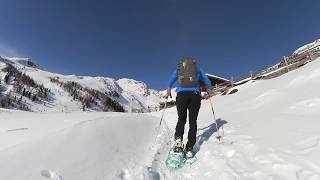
[293,39,320,55]
[205,73,230,82]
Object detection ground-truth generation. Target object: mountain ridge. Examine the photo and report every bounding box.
[0,56,161,112]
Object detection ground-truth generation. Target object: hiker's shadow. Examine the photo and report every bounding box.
[194,118,228,155]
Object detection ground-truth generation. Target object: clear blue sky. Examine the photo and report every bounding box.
[0,0,319,90]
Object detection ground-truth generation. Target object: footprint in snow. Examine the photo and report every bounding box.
[40,170,62,180]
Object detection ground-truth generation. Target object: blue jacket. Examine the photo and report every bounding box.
[168,68,212,93]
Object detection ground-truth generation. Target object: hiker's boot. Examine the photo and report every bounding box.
[185,146,194,159]
[173,137,183,153]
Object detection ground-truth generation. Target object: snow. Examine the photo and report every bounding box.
[117,78,160,112]
[2,56,30,61]
[0,111,159,180]
[206,73,230,82]
[1,56,320,179]
[294,39,320,55]
[0,57,161,112]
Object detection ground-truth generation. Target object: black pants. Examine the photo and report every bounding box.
[175,91,201,149]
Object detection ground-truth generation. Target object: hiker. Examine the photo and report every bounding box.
[165,57,212,158]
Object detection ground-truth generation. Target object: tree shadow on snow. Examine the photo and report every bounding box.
[194,118,228,155]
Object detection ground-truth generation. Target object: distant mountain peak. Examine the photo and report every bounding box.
[1,56,42,69]
[117,78,151,96]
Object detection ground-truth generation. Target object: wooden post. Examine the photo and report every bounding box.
[231,77,234,88]
[309,51,312,61]
[284,56,290,72]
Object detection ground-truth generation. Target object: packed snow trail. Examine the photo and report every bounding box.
[148,100,319,180]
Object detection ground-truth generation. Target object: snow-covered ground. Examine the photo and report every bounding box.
[1,57,320,180]
[0,110,159,180]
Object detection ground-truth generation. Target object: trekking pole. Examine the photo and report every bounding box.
[158,97,173,143]
[159,98,168,126]
[208,94,222,140]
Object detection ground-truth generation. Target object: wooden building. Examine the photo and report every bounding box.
[199,73,230,91]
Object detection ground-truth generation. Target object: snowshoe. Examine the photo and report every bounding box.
[165,138,186,169]
[165,147,186,170]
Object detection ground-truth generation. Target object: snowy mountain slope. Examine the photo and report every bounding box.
[0,57,161,112]
[117,78,161,112]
